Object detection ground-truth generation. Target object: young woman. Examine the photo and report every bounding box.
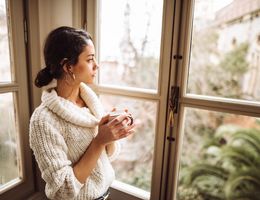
[29,26,135,200]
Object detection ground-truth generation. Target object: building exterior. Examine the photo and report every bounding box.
[215,0,260,98]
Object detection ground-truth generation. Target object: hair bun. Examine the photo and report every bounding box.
[34,67,53,88]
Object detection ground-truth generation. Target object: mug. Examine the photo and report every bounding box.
[108,110,134,126]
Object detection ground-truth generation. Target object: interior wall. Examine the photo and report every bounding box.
[38,0,73,66]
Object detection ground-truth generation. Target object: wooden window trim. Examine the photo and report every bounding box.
[0,0,34,199]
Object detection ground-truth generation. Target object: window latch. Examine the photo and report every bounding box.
[170,86,179,114]
[167,86,180,143]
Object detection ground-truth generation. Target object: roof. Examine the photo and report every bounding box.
[215,0,260,24]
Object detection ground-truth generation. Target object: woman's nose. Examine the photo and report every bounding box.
[93,58,99,70]
[94,63,99,70]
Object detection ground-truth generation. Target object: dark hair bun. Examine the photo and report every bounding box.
[34,67,53,88]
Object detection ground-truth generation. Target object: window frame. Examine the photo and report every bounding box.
[166,1,260,200]
[86,0,176,199]
[0,0,34,199]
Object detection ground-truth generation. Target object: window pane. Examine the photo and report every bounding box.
[0,93,21,190]
[187,0,260,102]
[0,0,12,82]
[177,108,260,199]
[100,94,157,193]
[99,0,163,90]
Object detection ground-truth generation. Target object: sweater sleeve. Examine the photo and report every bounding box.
[107,141,121,162]
[29,118,84,199]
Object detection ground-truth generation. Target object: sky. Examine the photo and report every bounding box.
[99,0,163,60]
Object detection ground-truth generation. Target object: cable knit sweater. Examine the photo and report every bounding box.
[29,82,120,200]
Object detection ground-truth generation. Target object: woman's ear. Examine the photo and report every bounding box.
[63,64,72,73]
[60,58,70,73]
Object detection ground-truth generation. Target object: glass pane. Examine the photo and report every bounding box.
[177,108,260,199]
[0,0,12,82]
[0,93,21,189]
[99,0,164,90]
[100,94,157,192]
[187,0,260,102]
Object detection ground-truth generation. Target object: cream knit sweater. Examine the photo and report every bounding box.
[29,82,120,200]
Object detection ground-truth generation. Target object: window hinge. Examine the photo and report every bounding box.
[170,86,180,114]
[24,19,28,44]
[173,54,183,59]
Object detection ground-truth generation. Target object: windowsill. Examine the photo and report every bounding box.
[111,180,150,200]
[26,181,150,200]
[0,178,22,195]
[27,192,47,200]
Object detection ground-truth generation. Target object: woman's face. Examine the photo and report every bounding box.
[72,40,99,84]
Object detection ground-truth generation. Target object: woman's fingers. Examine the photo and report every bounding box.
[118,129,135,139]
[107,114,128,127]
[116,123,136,137]
[99,114,110,125]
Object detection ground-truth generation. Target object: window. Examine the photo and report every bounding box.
[0,0,34,199]
[87,0,175,199]
[98,0,163,91]
[187,0,260,102]
[0,0,11,82]
[0,93,21,189]
[167,0,260,199]
[98,0,163,195]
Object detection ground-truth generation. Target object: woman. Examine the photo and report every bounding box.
[29,26,135,200]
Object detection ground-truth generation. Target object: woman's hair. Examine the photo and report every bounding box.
[34,26,92,88]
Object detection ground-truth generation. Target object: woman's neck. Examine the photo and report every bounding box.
[55,79,86,107]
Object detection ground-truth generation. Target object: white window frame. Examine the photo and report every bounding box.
[0,0,34,199]
[86,0,176,199]
[165,1,260,200]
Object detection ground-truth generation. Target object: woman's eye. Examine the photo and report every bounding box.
[87,58,94,62]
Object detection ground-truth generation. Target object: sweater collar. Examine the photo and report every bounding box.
[41,82,104,127]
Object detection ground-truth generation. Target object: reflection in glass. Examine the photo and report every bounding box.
[187,0,260,102]
[0,93,20,189]
[100,94,157,192]
[177,108,260,199]
[99,0,163,90]
[0,0,12,82]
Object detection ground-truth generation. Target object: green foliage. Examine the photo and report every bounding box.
[220,43,249,75]
[206,43,249,99]
[182,127,260,199]
[224,168,260,200]
[178,186,204,200]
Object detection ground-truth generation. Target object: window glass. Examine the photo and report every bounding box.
[177,107,260,199]
[0,92,21,190]
[99,0,163,90]
[100,94,157,192]
[187,0,260,102]
[0,0,12,83]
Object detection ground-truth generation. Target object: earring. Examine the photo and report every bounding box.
[72,73,76,80]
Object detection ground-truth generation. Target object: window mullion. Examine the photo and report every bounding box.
[181,96,260,117]
[96,85,160,101]
[0,83,19,93]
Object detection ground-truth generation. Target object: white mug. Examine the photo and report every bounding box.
[108,110,134,126]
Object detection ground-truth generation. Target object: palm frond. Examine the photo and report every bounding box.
[230,129,260,155]
[194,176,225,199]
[219,146,259,168]
[184,164,228,185]
[227,192,260,200]
[225,168,260,199]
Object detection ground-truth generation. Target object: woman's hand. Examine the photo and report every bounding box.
[95,114,135,146]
